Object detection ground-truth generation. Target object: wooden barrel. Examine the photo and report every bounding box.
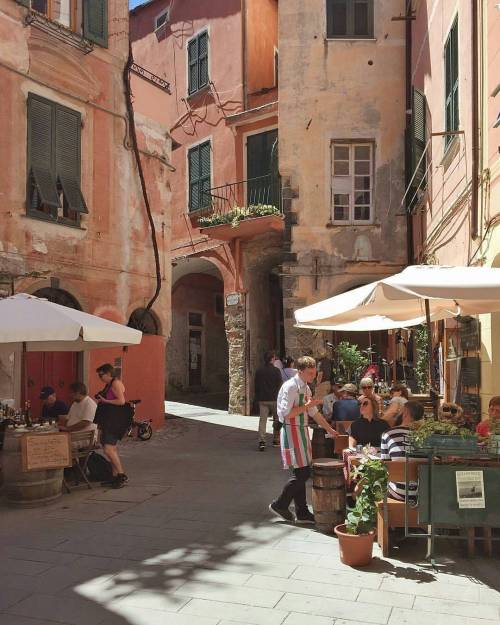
[2,429,63,507]
[312,458,346,533]
[311,426,334,460]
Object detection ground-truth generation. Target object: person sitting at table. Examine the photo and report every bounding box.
[348,396,388,448]
[332,383,360,422]
[281,357,298,382]
[321,383,338,422]
[58,382,97,442]
[358,377,382,415]
[476,396,500,437]
[40,386,68,423]
[381,383,409,427]
[380,400,424,501]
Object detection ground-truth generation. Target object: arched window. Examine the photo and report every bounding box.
[32,287,82,310]
[128,308,160,335]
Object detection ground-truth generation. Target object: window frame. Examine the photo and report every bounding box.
[330,141,374,225]
[26,93,87,228]
[326,0,374,40]
[154,7,169,32]
[444,16,459,150]
[187,28,209,97]
[187,138,212,213]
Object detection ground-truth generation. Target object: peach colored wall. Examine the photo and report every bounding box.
[246,0,278,95]
[0,0,171,421]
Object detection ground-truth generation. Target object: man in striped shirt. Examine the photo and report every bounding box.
[379,401,424,501]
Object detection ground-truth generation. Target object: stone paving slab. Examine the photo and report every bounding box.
[0,403,498,625]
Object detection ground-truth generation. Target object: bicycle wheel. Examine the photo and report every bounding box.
[138,423,153,441]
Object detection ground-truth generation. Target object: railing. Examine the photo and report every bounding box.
[197,174,282,219]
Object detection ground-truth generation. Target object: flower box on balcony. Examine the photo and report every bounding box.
[197,204,284,241]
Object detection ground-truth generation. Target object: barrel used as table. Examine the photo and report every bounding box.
[311,425,334,460]
[312,458,346,533]
[2,428,63,507]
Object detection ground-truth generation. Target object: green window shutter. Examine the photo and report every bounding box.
[55,105,88,214]
[444,18,458,146]
[198,32,209,89]
[27,94,60,210]
[199,140,211,207]
[188,38,198,95]
[16,0,30,7]
[412,87,427,191]
[189,145,200,210]
[83,0,108,48]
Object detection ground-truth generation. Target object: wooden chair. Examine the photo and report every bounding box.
[334,434,349,454]
[376,459,428,556]
[63,431,97,493]
[333,421,354,435]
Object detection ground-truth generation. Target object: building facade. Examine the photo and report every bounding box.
[408,0,500,413]
[131,0,280,414]
[0,0,171,427]
[278,0,408,357]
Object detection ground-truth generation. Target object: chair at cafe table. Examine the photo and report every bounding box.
[333,421,354,436]
[63,431,97,493]
[376,459,428,557]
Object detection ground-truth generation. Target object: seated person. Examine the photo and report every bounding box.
[438,401,465,427]
[281,357,298,382]
[358,377,382,415]
[380,400,424,501]
[332,383,360,422]
[40,386,68,423]
[382,383,409,427]
[477,395,500,437]
[59,382,97,444]
[322,384,337,421]
[348,396,388,448]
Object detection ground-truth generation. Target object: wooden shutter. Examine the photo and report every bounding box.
[83,0,108,48]
[199,141,211,207]
[27,94,60,210]
[16,0,30,7]
[56,105,88,214]
[411,87,427,191]
[188,38,198,95]
[189,146,200,210]
[198,32,209,89]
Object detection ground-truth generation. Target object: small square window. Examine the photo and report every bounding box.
[326,0,373,39]
[155,9,169,31]
[189,312,203,327]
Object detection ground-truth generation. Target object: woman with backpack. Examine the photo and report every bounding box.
[95,363,128,489]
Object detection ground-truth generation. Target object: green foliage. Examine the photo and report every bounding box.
[197,204,280,228]
[409,418,475,448]
[489,416,500,436]
[414,325,429,393]
[346,458,388,535]
[335,341,369,382]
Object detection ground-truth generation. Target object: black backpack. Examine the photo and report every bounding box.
[87,452,113,482]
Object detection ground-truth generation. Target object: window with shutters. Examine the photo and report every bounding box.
[16,0,108,47]
[410,87,427,196]
[326,0,374,39]
[331,142,373,224]
[188,140,211,212]
[27,93,88,226]
[187,30,209,96]
[444,17,459,149]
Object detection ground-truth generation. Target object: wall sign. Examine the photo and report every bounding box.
[456,470,485,509]
[225,292,240,307]
[21,432,72,472]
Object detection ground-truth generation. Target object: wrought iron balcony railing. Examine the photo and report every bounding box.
[192,174,282,226]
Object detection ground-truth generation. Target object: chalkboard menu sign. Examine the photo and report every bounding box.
[459,317,480,352]
[461,356,481,387]
[21,432,72,472]
[460,392,481,418]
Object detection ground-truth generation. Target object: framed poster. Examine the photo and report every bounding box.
[455,470,485,509]
[21,432,72,472]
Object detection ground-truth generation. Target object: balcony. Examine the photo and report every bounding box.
[190,174,284,241]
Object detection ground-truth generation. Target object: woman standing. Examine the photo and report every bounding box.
[95,363,128,489]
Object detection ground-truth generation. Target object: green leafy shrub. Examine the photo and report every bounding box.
[346,458,388,535]
[335,341,369,382]
[197,204,280,228]
[409,418,476,448]
[414,325,429,393]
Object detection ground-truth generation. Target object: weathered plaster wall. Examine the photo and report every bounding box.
[246,0,278,96]
[278,0,407,356]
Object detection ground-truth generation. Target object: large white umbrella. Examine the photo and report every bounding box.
[0,293,142,351]
[295,265,500,329]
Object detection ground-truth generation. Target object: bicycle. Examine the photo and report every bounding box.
[126,399,153,441]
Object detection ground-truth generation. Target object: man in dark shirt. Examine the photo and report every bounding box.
[40,386,68,423]
[332,384,361,422]
[255,351,283,451]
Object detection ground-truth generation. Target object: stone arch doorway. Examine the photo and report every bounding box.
[26,287,82,416]
[168,257,229,409]
[128,308,162,336]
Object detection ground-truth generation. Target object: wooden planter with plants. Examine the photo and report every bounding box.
[409,418,478,452]
[334,458,387,566]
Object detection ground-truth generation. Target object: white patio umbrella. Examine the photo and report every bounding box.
[294,265,500,413]
[0,293,142,351]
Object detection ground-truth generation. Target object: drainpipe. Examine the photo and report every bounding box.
[241,0,248,110]
[404,3,414,264]
[471,0,479,239]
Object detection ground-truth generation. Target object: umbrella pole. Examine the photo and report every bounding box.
[22,342,27,408]
[425,299,438,417]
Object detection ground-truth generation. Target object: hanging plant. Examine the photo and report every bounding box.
[414,325,429,393]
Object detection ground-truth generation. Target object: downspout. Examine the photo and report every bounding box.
[405,3,414,264]
[241,0,248,110]
[471,0,479,239]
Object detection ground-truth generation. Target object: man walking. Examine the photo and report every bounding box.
[269,356,338,524]
[255,350,283,451]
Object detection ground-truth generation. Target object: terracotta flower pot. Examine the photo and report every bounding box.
[334,523,375,567]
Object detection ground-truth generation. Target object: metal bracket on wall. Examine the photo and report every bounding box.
[131,63,171,94]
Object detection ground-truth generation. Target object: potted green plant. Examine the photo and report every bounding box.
[409,418,477,451]
[488,415,500,455]
[335,341,369,383]
[334,458,387,566]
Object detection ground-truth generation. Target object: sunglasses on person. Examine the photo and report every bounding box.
[361,386,372,390]
[442,406,458,415]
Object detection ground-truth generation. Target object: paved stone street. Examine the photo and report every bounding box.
[0,403,499,625]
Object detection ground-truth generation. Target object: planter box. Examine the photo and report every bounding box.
[488,435,500,455]
[416,434,478,452]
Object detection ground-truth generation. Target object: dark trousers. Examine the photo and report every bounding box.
[274,465,311,515]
